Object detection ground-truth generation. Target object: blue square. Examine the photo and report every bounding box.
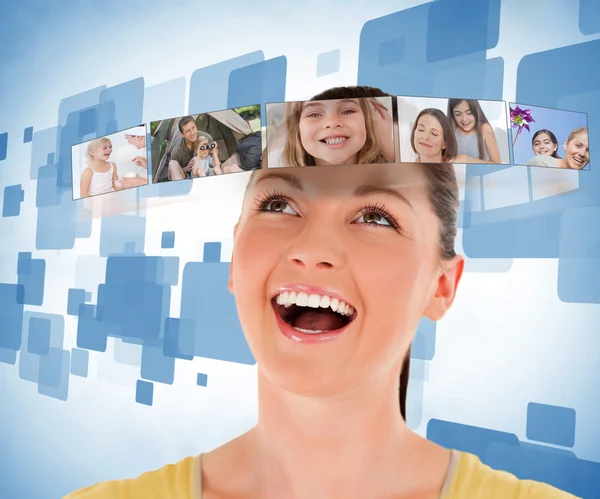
[67,288,87,316]
[78,108,97,136]
[70,348,89,377]
[426,0,501,62]
[27,317,51,355]
[2,185,25,217]
[579,0,600,35]
[188,51,264,115]
[161,231,175,249]
[0,132,7,160]
[0,285,25,350]
[0,347,17,365]
[558,207,600,304]
[316,49,340,77]
[38,347,70,401]
[136,379,154,406]
[526,402,576,448]
[203,242,221,263]
[228,57,287,128]
[23,126,33,143]
[197,373,208,387]
[379,37,405,66]
[411,318,436,361]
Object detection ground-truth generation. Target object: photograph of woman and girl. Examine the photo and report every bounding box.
[266,92,397,168]
[151,106,263,183]
[398,97,510,165]
[65,86,578,499]
[510,104,590,170]
[72,125,149,200]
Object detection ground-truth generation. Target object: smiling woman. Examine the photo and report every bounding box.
[64,87,580,499]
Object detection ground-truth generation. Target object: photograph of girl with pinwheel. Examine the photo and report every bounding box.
[510,103,591,170]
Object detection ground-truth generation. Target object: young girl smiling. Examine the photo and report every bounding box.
[447,99,502,164]
[79,137,124,198]
[281,96,388,167]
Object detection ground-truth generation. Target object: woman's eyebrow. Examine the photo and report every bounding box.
[253,172,303,190]
[354,184,414,211]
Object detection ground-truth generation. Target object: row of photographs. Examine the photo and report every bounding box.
[71,97,591,200]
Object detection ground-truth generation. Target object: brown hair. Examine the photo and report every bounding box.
[282,90,387,167]
[447,99,491,160]
[566,126,588,144]
[178,116,195,133]
[411,108,458,162]
[251,86,459,421]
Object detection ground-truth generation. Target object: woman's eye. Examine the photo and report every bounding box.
[341,109,357,115]
[263,199,297,215]
[355,209,399,230]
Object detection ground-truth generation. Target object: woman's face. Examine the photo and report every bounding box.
[414,115,446,159]
[563,132,589,169]
[298,99,367,166]
[451,101,476,133]
[196,140,210,159]
[229,164,462,396]
[92,140,112,160]
[532,132,558,157]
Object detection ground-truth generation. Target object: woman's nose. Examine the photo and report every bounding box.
[286,221,346,271]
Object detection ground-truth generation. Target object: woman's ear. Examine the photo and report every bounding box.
[423,255,464,322]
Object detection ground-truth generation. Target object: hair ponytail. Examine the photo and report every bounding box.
[399,348,411,420]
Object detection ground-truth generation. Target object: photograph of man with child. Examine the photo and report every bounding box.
[150,105,262,183]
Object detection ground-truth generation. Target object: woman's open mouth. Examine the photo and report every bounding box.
[272,291,356,340]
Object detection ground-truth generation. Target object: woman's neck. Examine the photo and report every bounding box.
[245,370,423,498]
[418,152,443,163]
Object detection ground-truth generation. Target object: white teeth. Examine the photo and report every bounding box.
[296,292,309,307]
[307,294,321,308]
[330,297,339,312]
[324,137,346,145]
[294,327,326,334]
[275,291,354,317]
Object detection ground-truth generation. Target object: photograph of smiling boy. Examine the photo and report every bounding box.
[398,97,510,165]
[71,124,149,200]
[265,92,396,168]
[151,105,263,183]
[510,103,591,170]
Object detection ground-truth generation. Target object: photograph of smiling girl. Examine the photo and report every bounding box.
[71,124,149,201]
[397,96,510,165]
[265,91,397,168]
[510,103,591,170]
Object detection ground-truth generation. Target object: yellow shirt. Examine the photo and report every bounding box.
[64,450,580,498]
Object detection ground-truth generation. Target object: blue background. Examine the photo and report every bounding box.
[511,103,590,166]
[1,0,600,498]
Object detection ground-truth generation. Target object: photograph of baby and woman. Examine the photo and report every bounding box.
[150,106,262,183]
[510,103,590,170]
[71,125,149,200]
[398,97,510,165]
[265,91,397,168]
